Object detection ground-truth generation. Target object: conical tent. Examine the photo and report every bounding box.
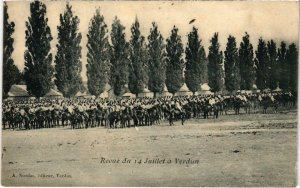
[138,87,154,98]
[179,83,189,92]
[8,85,29,97]
[273,87,282,92]
[176,83,193,96]
[157,84,172,97]
[45,89,63,98]
[198,83,213,95]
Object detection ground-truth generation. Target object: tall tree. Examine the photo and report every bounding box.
[86,9,110,97]
[224,35,240,92]
[208,33,223,92]
[128,18,148,96]
[267,40,278,90]
[55,3,82,98]
[110,17,129,97]
[255,38,268,90]
[165,26,184,95]
[278,41,288,91]
[286,43,298,95]
[147,22,166,97]
[201,56,208,84]
[3,2,20,99]
[185,27,206,94]
[239,32,255,90]
[24,1,53,98]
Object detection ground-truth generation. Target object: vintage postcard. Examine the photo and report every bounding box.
[1,0,298,186]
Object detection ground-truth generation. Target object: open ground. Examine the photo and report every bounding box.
[1,110,297,186]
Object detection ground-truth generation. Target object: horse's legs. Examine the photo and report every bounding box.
[127,119,131,128]
[169,117,172,126]
[98,118,101,127]
[263,107,267,114]
[85,120,88,129]
[181,114,184,125]
[111,121,113,129]
[101,118,104,127]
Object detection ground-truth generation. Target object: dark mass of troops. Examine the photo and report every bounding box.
[2,92,296,130]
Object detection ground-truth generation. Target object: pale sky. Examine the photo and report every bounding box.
[6,1,299,81]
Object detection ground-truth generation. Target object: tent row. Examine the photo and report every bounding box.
[7,83,213,100]
[7,85,63,99]
[7,83,282,100]
[81,83,213,98]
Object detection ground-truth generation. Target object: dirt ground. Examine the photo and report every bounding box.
[1,110,297,187]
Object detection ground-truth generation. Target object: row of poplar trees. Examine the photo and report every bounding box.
[3,2,298,99]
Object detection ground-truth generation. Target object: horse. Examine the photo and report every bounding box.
[240,100,252,114]
[51,109,61,127]
[261,97,278,114]
[190,101,200,118]
[167,108,186,126]
[2,110,13,129]
[182,103,193,120]
[35,109,46,129]
[108,111,121,129]
[248,95,260,114]
[215,101,225,116]
[222,97,234,115]
[71,111,87,129]
[147,105,162,125]
[26,111,36,129]
[233,98,251,115]
[202,103,218,119]
[12,112,24,130]
[120,106,133,128]
[61,110,71,127]
[44,109,53,128]
[101,107,111,127]
[84,109,94,128]
[132,106,145,127]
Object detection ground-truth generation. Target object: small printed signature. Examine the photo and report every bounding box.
[11,173,72,178]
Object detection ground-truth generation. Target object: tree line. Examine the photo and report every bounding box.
[3,1,298,99]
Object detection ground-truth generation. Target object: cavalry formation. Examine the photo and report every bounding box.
[2,92,296,130]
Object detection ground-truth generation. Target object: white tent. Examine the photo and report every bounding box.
[198,83,213,95]
[237,90,252,94]
[138,87,154,98]
[122,92,136,98]
[251,84,261,93]
[201,83,210,91]
[252,84,258,90]
[98,83,115,98]
[8,85,29,97]
[7,85,37,100]
[44,89,63,98]
[157,84,172,97]
[263,88,271,93]
[273,87,282,92]
[75,91,88,98]
[175,83,193,96]
[99,91,109,98]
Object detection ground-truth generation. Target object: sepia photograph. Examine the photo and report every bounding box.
[1,0,299,186]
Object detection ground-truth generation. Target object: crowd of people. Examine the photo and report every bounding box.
[2,92,296,130]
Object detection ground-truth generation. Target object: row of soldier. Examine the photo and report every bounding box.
[2,92,296,130]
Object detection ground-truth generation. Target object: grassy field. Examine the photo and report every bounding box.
[1,110,297,186]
